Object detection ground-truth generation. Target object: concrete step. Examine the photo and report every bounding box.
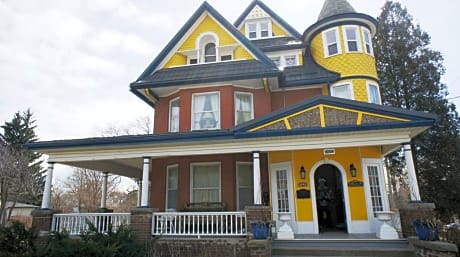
[271,239,415,257]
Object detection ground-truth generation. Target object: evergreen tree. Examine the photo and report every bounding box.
[374,1,460,219]
[1,109,45,205]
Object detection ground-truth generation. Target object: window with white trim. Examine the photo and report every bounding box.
[235,92,254,125]
[237,162,254,210]
[204,43,216,63]
[362,28,373,55]
[343,26,361,52]
[269,55,298,69]
[367,165,384,217]
[270,57,281,67]
[246,20,272,39]
[367,83,381,104]
[166,165,178,210]
[191,163,221,203]
[192,92,220,130]
[169,97,180,132]
[331,82,353,100]
[323,28,341,57]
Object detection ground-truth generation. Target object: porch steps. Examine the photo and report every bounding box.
[271,239,415,257]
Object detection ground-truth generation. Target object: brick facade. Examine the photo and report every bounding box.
[130,207,157,241]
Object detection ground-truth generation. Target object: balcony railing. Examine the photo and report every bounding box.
[152,211,246,238]
[51,213,130,235]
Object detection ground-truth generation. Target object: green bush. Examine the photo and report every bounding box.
[0,221,38,257]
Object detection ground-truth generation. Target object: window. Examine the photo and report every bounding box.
[169,98,180,132]
[323,28,340,57]
[189,58,198,64]
[331,82,353,100]
[270,57,281,67]
[237,163,253,210]
[246,20,272,39]
[362,28,373,55]
[235,92,253,125]
[284,55,297,67]
[367,82,381,104]
[269,55,298,69]
[192,92,220,130]
[191,163,220,203]
[166,165,178,210]
[343,26,361,52]
[204,43,216,63]
[221,55,232,61]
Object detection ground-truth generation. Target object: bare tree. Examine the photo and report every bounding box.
[60,168,121,212]
[0,145,32,226]
[99,115,153,137]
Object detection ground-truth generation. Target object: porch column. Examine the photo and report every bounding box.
[41,162,54,209]
[403,143,421,201]
[140,157,151,207]
[253,151,262,205]
[100,172,108,209]
[136,179,142,207]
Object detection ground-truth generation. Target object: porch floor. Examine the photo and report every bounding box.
[287,232,378,240]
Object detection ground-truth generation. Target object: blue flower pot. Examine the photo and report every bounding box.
[413,220,439,241]
[251,222,269,239]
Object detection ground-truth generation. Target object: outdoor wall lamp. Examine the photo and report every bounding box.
[300,166,306,179]
[349,164,357,177]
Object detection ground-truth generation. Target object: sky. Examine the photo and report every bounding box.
[1,0,459,187]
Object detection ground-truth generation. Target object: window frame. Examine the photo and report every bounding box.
[362,28,374,55]
[330,82,354,100]
[245,19,272,39]
[168,97,180,133]
[342,25,362,53]
[191,91,221,131]
[268,54,299,69]
[234,92,254,125]
[367,82,381,104]
[165,165,179,211]
[236,162,254,211]
[190,162,221,203]
[322,27,341,57]
[196,33,219,64]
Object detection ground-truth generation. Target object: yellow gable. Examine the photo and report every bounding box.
[163,14,254,69]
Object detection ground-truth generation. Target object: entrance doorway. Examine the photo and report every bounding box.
[314,164,347,233]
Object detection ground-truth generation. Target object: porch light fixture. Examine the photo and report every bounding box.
[300,166,306,179]
[349,164,357,177]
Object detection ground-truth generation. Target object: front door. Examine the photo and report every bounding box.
[270,162,295,233]
[314,164,347,233]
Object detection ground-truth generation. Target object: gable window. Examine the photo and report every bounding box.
[169,97,180,132]
[191,163,221,203]
[246,20,272,39]
[343,26,361,52]
[270,57,281,67]
[235,92,254,125]
[166,165,178,210]
[331,82,353,100]
[269,55,299,69]
[237,162,254,210]
[323,28,341,57]
[192,92,220,130]
[204,43,216,63]
[284,55,297,67]
[362,28,373,55]
[367,82,381,104]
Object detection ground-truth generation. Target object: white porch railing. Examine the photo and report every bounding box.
[51,213,130,235]
[152,212,246,238]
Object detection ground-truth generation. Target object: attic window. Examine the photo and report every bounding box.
[246,19,272,39]
[204,43,216,63]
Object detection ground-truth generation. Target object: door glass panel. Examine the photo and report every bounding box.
[367,165,384,216]
[276,169,289,213]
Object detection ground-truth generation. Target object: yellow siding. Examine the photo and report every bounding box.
[352,79,368,102]
[235,46,253,60]
[298,53,303,65]
[310,26,378,79]
[272,21,288,37]
[163,15,253,68]
[270,146,382,222]
[322,84,329,96]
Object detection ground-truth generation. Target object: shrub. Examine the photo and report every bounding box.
[0,221,37,257]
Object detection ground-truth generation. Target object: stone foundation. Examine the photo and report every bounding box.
[409,237,458,257]
[154,238,248,257]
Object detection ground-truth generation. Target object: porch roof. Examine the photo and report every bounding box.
[26,96,437,178]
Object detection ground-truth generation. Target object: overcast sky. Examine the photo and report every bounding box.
[1,0,459,185]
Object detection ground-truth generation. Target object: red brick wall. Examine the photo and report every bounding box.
[271,88,322,111]
[150,153,269,212]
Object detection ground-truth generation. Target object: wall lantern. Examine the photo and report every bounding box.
[300,166,306,179]
[349,164,357,177]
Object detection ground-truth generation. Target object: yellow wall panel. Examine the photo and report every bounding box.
[164,53,187,68]
[322,84,329,96]
[234,46,253,60]
[272,21,288,37]
[269,151,292,163]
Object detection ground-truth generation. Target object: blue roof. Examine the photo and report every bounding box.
[234,0,302,40]
[251,37,306,52]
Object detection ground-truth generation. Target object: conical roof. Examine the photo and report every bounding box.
[318,0,356,21]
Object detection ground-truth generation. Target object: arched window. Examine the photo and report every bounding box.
[204,43,216,63]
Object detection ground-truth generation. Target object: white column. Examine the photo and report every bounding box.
[403,143,421,201]
[253,152,262,205]
[41,162,54,209]
[136,179,142,207]
[141,157,151,207]
[100,172,108,209]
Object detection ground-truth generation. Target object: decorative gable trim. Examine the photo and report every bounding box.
[234,0,301,39]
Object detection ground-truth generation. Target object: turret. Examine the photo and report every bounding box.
[303,0,381,104]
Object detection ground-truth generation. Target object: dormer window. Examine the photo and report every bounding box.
[246,20,272,39]
[323,28,341,57]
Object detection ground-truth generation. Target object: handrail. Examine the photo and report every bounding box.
[51,213,130,235]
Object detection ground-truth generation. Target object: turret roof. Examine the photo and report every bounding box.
[318,0,356,21]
